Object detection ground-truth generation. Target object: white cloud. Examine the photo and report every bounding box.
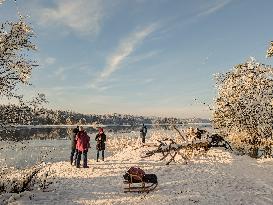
[44,57,56,65]
[54,67,66,81]
[38,0,103,36]
[126,50,161,64]
[99,24,157,80]
[198,0,232,17]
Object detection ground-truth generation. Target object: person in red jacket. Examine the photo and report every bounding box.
[75,126,90,168]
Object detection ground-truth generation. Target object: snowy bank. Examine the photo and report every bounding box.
[2,144,273,205]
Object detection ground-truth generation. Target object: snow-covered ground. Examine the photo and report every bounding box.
[2,143,273,205]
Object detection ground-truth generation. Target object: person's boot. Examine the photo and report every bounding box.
[83,163,89,168]
[102,151,104,161]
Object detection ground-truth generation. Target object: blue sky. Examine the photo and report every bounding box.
[1,0,273,118]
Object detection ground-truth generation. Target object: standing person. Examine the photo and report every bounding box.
[140,123,147,143]
[95,127,106,162]
[70,126,79,166]
[76,126,90,168]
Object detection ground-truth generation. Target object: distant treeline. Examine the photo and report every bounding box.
[0,104,211,126]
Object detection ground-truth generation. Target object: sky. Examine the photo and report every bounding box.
[1,0,273,118]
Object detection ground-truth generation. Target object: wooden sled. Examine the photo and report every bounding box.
[123,173,158,193]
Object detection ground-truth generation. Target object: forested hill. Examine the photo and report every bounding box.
[0,104,210,126]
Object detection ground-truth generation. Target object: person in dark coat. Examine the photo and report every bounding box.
[70,126,79,165]
[140,123,147,143]
[95,127,106,162]
[76,126,90,168]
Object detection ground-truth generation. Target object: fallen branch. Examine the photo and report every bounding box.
[173,126,187,141]
[143,138,210,165]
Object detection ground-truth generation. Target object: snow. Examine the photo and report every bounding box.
[2,143,273,205]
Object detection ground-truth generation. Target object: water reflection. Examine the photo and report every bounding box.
[0,124,211,141]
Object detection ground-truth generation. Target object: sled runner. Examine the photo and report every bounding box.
[123,167,158,193]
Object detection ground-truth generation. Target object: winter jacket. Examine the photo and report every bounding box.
[76,131,90,152]
[95,132,106,151]
[71,127,79,149]
[140,126,147,136]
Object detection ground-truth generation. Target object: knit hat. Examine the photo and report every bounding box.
[99,127,103,133]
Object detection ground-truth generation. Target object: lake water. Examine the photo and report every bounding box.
[0,124,212,170]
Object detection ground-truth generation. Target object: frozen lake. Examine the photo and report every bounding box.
[0,124,212,170]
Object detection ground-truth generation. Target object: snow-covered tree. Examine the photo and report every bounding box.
[213,58,273,157]
[0,17,37,98]
[66,116,75,125]
[78,118,86,125]
[0,1,49,129]
[267,41,273,58]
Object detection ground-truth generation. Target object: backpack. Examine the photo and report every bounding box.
[123,167,145,182]
[143,174,158,184]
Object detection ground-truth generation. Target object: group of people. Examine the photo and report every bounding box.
[70,124,148,168]
[70,126,106,168]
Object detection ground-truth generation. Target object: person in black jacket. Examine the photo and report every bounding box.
[70,126,79,165]
[95,127,106,162]
[140,124,147,143]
